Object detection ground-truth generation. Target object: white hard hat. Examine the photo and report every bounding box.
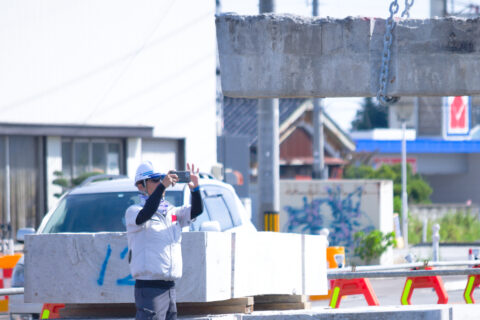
[134,161,162,185]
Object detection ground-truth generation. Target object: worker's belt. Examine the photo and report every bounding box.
[134,279,175,289]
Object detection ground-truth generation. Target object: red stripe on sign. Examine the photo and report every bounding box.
[172,215,177,222]
[3,269,12,278]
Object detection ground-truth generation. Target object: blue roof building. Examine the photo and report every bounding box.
[353,96,480,206]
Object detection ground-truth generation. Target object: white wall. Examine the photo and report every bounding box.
[0,0,217,171]
[141,139,178,172]
[126,138,142,179]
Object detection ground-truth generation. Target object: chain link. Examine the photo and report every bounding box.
[377,0,400,106]
[401,0,415,18]
[377,0,415,106]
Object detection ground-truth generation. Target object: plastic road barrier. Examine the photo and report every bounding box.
[401,267,448,305]
[329,277,380,308]
[0,253,22,312]
[464,265,480,304]
[41,303,65,319]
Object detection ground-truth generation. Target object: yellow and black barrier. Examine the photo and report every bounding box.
[264,211,279,232]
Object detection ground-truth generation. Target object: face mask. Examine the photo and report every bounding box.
[139,194,170,215]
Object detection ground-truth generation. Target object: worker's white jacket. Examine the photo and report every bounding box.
[125,198,191,281]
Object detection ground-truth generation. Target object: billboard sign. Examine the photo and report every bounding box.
[444,96,471,138]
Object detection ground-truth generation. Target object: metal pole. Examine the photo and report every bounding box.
[259,0,274,12]
[312,0,318,16]
[312,0,326,180]
[401,121,408,247]
[215,0,223,137]
[422,217,428,243]
[257,0,279,231]
[4,136,11,254]
[0,287,24,296]
[432,223,440,261]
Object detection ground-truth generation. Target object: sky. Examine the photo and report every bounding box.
[218,0,480,131]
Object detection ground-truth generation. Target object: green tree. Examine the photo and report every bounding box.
[344,164,432,214]
[53,170,103,198]
[409,211,480,244]
[351,97,389,130]
[354,230,396,264]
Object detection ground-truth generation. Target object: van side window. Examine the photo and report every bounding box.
[189,185,242,231]
[203,194,234,230]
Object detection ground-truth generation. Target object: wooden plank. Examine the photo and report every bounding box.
[254,294,307,304]
[254,302,311,311]
[178,304,253,315]
[59,303,136,317]
[177,297,253,308]
[177,297,254,315]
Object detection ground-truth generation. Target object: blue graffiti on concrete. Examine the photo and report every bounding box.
[117,274,135,286]
[97,244,112,286]
[97,245,135,286]
[120,246,129,259]
[284,186,374,250]
[285,196,324,234]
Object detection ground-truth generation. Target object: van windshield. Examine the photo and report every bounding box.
[41,190,185,234]
[42,192,141,233]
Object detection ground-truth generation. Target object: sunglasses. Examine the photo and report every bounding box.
[147,177,161,183]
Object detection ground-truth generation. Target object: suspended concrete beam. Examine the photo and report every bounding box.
[216,14,480,98]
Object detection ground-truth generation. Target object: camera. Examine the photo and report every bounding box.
[172,171,191,183]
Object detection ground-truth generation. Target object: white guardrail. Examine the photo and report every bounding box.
[0,287,23,296]
[328,260,480,280]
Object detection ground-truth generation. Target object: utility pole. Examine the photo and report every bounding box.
[215,0,223,137]
[258,0,279,231]
[259,0,274,12]
[312,0,326,180]
[3,136,13,255]
[430,0,448,17]
[401,120,408,247]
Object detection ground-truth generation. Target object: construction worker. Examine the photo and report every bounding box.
[126,161,203,320]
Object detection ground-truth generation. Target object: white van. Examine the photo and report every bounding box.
[10,175,255,319]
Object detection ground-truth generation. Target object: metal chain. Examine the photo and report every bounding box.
[377,0,415,106]
[401,0,415,18]
[377,0,400,106]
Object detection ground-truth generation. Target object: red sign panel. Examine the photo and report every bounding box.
[446,96,470,136]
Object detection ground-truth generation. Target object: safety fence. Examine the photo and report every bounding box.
[3,262,480,310]
[327,260,480,308]
[0,253,22,312]
[0,288,23,296]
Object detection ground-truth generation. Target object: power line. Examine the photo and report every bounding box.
[81,0,176,124]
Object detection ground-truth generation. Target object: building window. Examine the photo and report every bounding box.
[62,138,124,179]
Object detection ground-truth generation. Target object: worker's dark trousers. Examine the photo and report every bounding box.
[135,286,177,320]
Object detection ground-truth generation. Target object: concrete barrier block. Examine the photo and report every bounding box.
[24,232,327,304]
[24,232,232,303]
[25,232,131,304]
[303,234,328,295]
[232,232,327,297]
[177,232,232,302]
[232,232,302,298]
[216,14,480,98]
